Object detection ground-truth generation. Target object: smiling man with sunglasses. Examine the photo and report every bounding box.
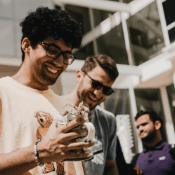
[64,55,119,175]
[82,70,114,96]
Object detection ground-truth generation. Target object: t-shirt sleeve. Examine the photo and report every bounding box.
[107,114,117,160]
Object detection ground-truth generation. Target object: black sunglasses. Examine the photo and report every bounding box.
[82,71,114,96]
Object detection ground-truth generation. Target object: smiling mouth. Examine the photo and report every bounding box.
[88,93,98,101]
[140,132,146,136]
[46,65,58,74]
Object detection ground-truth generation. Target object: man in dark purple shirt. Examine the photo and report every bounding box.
[131,111,175,175]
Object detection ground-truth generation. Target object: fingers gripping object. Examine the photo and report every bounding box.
[57,102,96,161]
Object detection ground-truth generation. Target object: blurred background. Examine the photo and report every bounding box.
[1,0,175,163]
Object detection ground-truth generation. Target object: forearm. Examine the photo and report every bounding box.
[0,145,37,175]
[0,118,95,175]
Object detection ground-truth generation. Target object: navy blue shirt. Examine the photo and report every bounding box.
[131,141,175,175]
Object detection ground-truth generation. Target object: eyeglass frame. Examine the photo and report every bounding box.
[82,70,114,96]
[42,42,76,65]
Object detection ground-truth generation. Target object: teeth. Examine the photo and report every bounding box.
[89,93,98,101]
[47,66,58,74]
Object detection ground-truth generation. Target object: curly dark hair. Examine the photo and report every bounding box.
[81,55,119,81]
[20,7,82,62]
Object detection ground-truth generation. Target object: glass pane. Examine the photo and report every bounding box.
[104,88,136,156]
[96,24,128,64]
[106,0,133,4]
[65,5,91,35]
[163,0,175,26]
[127,1,165,65]
[93,9,114,27]
[74,42,94,60]
[104,89,131,116]
[134,88,167,141]
[168,27,175,43]
[166,84,175,133]
[122,0,133,3]
[92,0,133,27]
[135,89,163,112]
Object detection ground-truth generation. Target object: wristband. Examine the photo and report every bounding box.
[34,140,43,166]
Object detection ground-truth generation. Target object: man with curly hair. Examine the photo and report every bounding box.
[0,7,94,175]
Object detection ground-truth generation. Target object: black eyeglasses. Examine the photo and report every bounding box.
[42,42,75,65]
[83,71,114,96]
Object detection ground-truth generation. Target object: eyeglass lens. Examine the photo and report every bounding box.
[83,70,114,95]
[91,81,113,95]
[46,45,74,65]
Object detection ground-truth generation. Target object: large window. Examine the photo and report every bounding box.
[168,28,175,43]
[104,88,136,159]
[135,88,163,113]
[162,0,175,43]
[64,5,91,35]
[93,9,114,27]
[59,1,169,65]
[109,0,133,4]
[74,42,94,60]
[127,1,165,65]
[96,24,128,64]
[163,0,175,26]
[104,89,131,116]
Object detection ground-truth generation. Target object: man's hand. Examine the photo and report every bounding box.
[0,116,94,175]
[38,117,95,163]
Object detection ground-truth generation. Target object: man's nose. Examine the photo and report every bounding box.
[94,88,103,98]
[53,54,64,66]
[138,126,144,133]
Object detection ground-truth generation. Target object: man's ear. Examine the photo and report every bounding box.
[21,37,31,53]
[155,120,161,130]
[76,70,84,83]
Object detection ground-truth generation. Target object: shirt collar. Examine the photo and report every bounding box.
[143,140,165,153]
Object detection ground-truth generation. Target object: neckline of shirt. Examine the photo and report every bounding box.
[144,140,165,153]
[4,76,53,95]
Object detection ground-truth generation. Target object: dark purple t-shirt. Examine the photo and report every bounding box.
[131,141,175,175]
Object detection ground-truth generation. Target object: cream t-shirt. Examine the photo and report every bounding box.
[0,77,69,175]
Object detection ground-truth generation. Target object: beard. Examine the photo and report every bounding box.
[76,80,104,110]
[77,90,94,110]
[77,88,98,111]
[31,62,63,87]
[141,129,156,143]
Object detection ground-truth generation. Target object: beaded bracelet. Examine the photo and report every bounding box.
[34,140,43,166]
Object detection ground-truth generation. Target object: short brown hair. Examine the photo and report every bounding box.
[81,55,119,81]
